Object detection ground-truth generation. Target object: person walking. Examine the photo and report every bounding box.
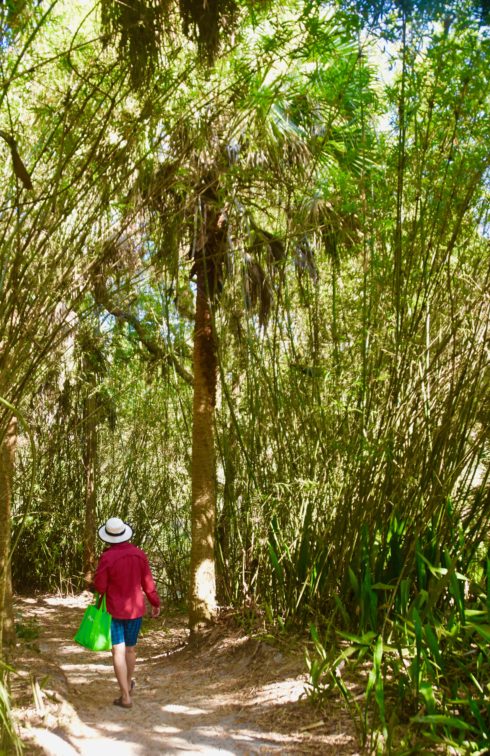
[93,517,161,709]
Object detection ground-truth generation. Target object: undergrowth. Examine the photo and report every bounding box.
[304,515,490,753]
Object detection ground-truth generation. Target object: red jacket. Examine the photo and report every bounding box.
[93,542,160,619]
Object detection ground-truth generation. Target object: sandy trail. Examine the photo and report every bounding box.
[11,594,359,754]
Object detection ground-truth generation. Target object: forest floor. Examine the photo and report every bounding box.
[9,593,361,755]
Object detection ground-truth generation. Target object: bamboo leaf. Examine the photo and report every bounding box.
[423,624,443,670]
[486,557,490,623]
[337,630,376,646]
[410,714,477,733]
[372,582,397,590]
[268,541,284,585]
[469,624,490,643]
[419,681,437,714]
[348,566,359,597]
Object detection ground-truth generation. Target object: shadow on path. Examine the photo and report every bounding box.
[12,594,359,754]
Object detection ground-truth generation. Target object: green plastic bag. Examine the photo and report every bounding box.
[74,593,112,651]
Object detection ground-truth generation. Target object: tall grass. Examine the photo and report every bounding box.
[305,531,490,753]
[4,11,488,754]
[0,662,22,755]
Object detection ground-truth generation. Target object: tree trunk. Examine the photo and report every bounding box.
[189,254,218,632]
[0,416,17,649]
[82,386,98,587]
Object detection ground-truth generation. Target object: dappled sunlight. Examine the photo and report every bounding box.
[42,595,93,609]
[90,721,129,734]
[54,645,97,657]
[163,703,210,715]
[151,723,188,735]
[194,558,216,606]
[12,595,359,753]
[60,662,113,673]
[253,676,307,705]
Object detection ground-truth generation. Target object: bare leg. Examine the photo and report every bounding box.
[112,643,131,705]
[126,645,136,691]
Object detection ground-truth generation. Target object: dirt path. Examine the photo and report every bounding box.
[11,594,359,754]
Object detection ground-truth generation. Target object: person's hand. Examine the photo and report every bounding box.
[151,605,161,619]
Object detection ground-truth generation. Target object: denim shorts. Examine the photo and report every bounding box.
[111,617,143,647]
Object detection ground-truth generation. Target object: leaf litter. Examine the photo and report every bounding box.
[10,594,360,754]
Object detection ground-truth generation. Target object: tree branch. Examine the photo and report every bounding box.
[93,281,193,385]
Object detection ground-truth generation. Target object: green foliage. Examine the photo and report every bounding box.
[0,662,22,755]
[2,0,489,748]
[14,619,39,642]
[12,312,193,598]
[306,532,490,752]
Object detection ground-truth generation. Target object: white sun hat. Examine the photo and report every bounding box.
[98,517,133,544]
